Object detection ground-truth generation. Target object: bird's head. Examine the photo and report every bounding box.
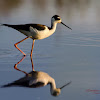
[52,15,72,30]
[52,88,61,96]
[51,81,71,97]
[52,15,62,23]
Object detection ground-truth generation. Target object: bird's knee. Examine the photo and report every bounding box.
[14,44,17,47]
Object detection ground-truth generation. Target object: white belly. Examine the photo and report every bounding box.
[19,27,54,40]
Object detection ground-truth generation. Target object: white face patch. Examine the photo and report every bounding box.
[57,17,60,19]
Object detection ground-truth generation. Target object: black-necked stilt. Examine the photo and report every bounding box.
[1,56,71,96]
[1,15,72,56]
[1,70,71,96]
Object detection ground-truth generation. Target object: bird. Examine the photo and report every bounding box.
[1,15,72,56]
[1,55,71,96]
[1,71,71,96]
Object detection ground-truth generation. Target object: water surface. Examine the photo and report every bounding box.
[0,0,100,100]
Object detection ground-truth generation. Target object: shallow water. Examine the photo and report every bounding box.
[0,0,100,100]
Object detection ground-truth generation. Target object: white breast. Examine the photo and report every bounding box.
[29,71,52,86]
[19,26,55,40]
[30,26,54,40]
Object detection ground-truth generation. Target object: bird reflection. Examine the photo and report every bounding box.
[1,56,71,96]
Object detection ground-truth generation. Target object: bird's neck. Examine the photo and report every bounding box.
[50,21,57,33]
[49,78,57,94]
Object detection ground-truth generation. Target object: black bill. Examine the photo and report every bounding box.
[61,22,72,30]
[60,81,71,89]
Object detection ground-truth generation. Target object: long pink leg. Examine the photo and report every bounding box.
[14,36,31,56]
[30,40,35,57]
[30,55,35,71]
[30,40,35,71]
[14,56,28,75]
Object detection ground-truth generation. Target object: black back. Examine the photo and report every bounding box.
[3,24,46,31]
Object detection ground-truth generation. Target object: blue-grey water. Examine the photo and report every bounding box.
[0,0,100,100]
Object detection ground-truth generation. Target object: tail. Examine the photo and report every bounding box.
[0,24,19,30]
[1,83,15,88]
[0,23,7,26]
[0,24,9,26]
[0,23,3,26]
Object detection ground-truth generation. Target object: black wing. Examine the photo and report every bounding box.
[3,24,46,31]
[1,81,45,88]
[29,82,45,88]
[1,80,29,88]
